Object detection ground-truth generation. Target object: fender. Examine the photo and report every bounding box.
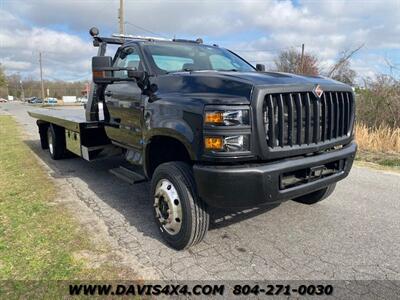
[144,126,196,160]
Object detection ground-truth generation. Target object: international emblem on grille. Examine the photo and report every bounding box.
[313,85,324,98]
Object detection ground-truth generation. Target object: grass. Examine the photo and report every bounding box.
[0,116,135,297]
[355,123,400,171]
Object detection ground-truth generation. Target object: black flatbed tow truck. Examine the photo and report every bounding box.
[28,27,357,250]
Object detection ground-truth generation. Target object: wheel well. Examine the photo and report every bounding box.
[146,136,191,178]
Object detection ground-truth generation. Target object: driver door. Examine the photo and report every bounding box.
[104,46,144,150]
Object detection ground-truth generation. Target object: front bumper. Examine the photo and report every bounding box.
[193,142,357,208]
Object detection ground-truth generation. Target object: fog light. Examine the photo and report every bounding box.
[204,137,223,150]
[204,135,249,152]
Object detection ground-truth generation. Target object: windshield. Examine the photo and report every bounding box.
[143,43,255,74]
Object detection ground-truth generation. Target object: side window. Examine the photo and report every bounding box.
[113,47,142,78]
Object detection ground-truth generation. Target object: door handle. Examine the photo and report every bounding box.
[105,91,113,97]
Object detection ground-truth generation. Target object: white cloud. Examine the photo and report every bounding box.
[1,0,399,80]
[0,9,95,80]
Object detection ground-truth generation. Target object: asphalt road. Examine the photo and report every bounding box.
[1,101,400,280]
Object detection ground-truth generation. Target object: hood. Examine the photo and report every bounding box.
[167,70,347,86]
[213,71,346,86]
[153,70,349,105]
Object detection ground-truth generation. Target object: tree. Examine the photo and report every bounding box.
[328,44,363,85]
[274,48,319,76]
[0,64,6,87]
[356,75,400,128]
[330,60,356,85]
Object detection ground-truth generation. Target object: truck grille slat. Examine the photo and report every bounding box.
[263,91,354,150]
[334,92,340,138]
[344,92,350,134]
[265,94,276,147]
[288,94,295,146]
[340,93,344,136]
[313,94,321,143]
[321,93,327,141]
[295,93,302,145]
[329,92,335,139]
[277,94,284,146]
[305,93,312,144]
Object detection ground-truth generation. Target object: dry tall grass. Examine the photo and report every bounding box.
[355,123,400,153]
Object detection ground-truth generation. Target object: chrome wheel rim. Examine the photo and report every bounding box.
[154,179,182,235]
[47,130,54,155]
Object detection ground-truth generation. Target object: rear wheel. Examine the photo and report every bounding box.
[38,124,49,149]
[47,124,65,160]
[150,161,209,250]
[292,183,336,205]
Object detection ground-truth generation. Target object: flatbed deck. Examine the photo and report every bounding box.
[28,107,111,161]
[28,108,102,132]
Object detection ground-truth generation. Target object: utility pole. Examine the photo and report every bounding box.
[39,52,45,99]
[20,80,25,102]
[119,0,125,35]
[300,44,304,74]
[300,43,305,74]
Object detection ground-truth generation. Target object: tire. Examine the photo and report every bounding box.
[150,161,209,250]
[47,124,66,160]
[38,124,49,150]
[292,183,336,205]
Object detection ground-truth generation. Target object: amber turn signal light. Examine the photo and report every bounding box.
[93,70,105,78]
[204,137,223,150]
[205,111,224,124]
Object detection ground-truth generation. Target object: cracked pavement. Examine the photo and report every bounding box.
[2,102,400,280]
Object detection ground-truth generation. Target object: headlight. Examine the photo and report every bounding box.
[204,135,249,152]
[205,110,249,126]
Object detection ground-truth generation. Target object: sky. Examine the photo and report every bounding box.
[0,0,399,82]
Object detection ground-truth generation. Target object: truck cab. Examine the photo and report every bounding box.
[29,28,357,250]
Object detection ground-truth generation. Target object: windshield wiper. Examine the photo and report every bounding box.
[217,69,239,72]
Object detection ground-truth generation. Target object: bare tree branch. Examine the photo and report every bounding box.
[328,43,365,77]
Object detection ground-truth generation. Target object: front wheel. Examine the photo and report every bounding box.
[292,183,336,205]
[150,161,209,250]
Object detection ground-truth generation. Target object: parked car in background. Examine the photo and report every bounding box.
[45,97,58,104]
[0,98,8,103]
[28,97,43,104]
[77,97,88,103]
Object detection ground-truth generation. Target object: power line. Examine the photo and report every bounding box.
[124,21,168,38]
[230,45,302,53]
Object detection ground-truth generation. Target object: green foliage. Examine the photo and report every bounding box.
[0,64,6,87]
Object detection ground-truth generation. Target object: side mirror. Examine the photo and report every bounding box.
[92,56,113,84]
[256,64,265,72]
